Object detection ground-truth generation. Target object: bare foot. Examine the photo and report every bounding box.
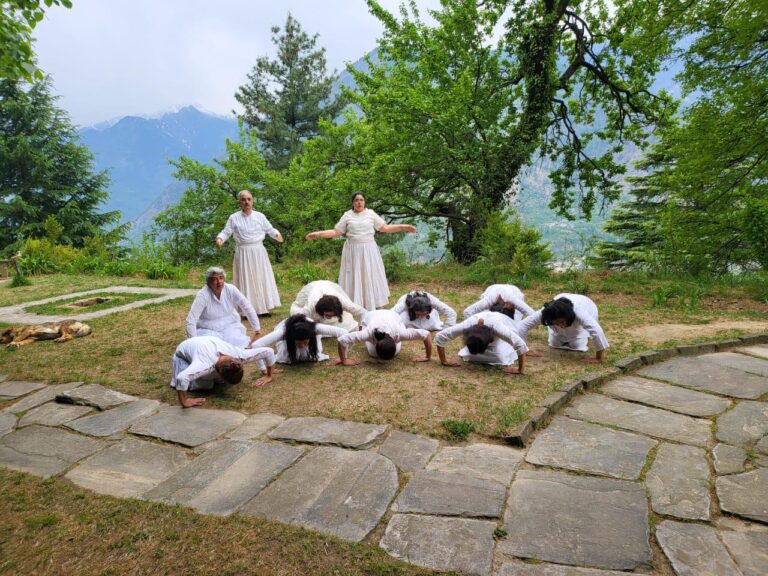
[182,397,207,408]
[503,366,522,374]
[413,356,431,363]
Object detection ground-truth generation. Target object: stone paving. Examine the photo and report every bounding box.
[1,343,768,575]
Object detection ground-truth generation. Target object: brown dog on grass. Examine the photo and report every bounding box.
[1,320,92,349]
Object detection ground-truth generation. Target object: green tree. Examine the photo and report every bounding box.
[295,0,674,263]
[0,78,123,253]
[234,13,346,170]
[1,0,72,82]
[594,0,767,274]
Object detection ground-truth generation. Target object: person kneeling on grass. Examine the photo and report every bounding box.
[462,283,536,323]
[289,280,366,332]
[170,335,277,408]
[434,308,528,374]
[252,314,349,364]
[516,294,608,364]
[333,309,432,366]
[391,290,457,331]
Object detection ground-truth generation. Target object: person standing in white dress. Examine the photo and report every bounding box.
[434,309,528,374]
[392,290,457,331]
[289,280,366,331]
[334,309,432,365]
[186,267,260,348]
[463,284,535,323]
[305,192,416,311]
[516,293,609,363]
[252,314,349,364]
[215,190,283,314]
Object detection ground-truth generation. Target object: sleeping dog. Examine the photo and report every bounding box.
[1,320,92,349]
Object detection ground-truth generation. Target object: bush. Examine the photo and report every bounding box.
[440,419,475,441]
[287,261,327,285]
[382,247,410,282]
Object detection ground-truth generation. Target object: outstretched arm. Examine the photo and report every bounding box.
[306,229,342,240]
[378,223,416,234]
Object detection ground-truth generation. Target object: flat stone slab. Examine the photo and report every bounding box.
[638,357,768,399]
[713,443,747,475]
[18,402,93,427]
[129,405,246,447]
[525,416,656,480]
[500,469,651,571]
[0,380,46,399]
[601,375,731,416]
[393,470,505,518]
[717,468,768,523]
[740,345,768,360]
[242,446,397,542]
[268,416,387,449]
[378,430,439,472]
[380,514,495,576]
[647,443,710,520]
[2,382,82,414]
[56,383,136,410]
[719,521,768,576]
[758,435,768,454]
[426,443,524,485]
[498,562,630,576]
[656,521,742,576]
[145,439,302,516]
[0,424,104,477]
[0,412,16,437]
[702,351,768,377]
[716,401,768,445]
[565,394,711,446]
[65,437,188,498]
[66,399,161,437]
[225,413,284,440]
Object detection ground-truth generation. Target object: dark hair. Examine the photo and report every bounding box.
[489,302,515,320]
[405,291,432,321]
[284,314,318,363]
[315,295,343,322]
[350,191,366,205]
[373,329,396,360]
[216,359,244,385]
[464,325,494,354]
[541,297,576,327]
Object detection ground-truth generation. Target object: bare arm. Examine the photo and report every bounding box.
[331,341,359,366]
[584,348,605,364]
[378,223,416,234]
[253,364,274,387]
[414,332,432,362]
[306,229,342,240]
[437,345,461,367]
[177,390,206,408]
[503,353,525,374]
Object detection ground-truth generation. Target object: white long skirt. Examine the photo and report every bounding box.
[197,325,249,348]
[338,240,389,311]
[233,242,280,314]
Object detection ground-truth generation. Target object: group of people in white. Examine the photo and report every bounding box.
[170,190,609,408]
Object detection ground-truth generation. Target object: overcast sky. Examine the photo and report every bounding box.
[34,0,440,127]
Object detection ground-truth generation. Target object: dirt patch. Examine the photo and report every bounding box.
[629,320,768,346]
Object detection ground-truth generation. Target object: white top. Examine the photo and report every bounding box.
[186,283,260,337]
[338,309,429,349]
[334,209,386,242]
[463,284,535,320]
[254,319,348,363]
[517,293,609,352]
[434,310,529,353]
[392,291,457,331]
[171,336,275,392]
[216,210,280,245]
[290,280,366,327]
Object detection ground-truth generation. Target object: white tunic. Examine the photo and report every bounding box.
[463,284,535,322]
[186,284,260,348]
[253,318,348,363]
[517,293,609,352]
[392,291,457,331]
[216,210,281,314]
[435,311,528,366]
[338,309,429,358]
[170,336,275,392]
[289,280,366,332]
[334,209,389,310]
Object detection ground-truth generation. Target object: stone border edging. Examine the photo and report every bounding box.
[503,331,768,447]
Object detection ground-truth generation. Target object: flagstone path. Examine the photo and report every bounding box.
[1,340,768,575]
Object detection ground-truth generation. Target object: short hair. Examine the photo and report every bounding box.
[373,329,396,360]
[464,325,494,354]
[489,302,515,320]
[237,190,253,200]
[405,291,432,321]
[284,314,319,363]
[216,359,244,385]
[205,266,226,283]
[315,295,343,323]
[541,297,576,327]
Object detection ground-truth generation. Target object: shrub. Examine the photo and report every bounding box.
[287,262,327,285]
[440,419,475,441]
[382,247,410,282]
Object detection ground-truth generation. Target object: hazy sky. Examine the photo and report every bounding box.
[34,0,440,127]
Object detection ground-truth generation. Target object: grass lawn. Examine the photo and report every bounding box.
[22,291,161,316]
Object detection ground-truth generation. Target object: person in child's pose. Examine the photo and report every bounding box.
[516,294,608,363]
[252,314,348,364]
[462,283,535,323]
[391,290,457,331]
